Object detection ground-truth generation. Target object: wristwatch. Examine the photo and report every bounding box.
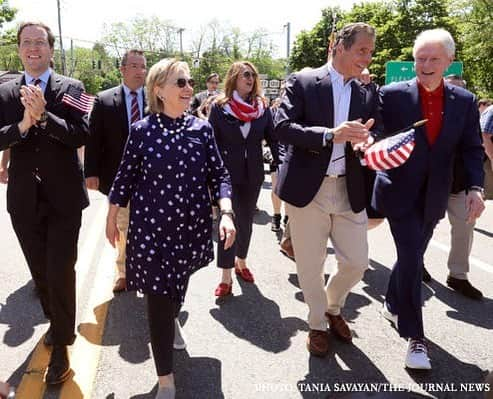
[324,128,334,145]
[468,186,484,195]
[220,209,235,220]
[37,111,48,123]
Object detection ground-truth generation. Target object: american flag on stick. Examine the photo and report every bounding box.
[62,85,95,113]
[363,129,416,170]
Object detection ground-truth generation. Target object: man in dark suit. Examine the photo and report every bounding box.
[274,23,381,357]
[375,29,485,370]
[0,22,90,384]
[190,72,220,116]
[420,74,483,300]
[84,49,147,293]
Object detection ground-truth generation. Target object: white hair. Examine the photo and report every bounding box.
[412,28,455,58]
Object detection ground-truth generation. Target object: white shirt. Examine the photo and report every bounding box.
[326,63,354,176]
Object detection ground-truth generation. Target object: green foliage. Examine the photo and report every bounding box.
[287,0,491,94]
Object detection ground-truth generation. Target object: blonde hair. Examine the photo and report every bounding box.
[216,61,265,106]
[145,58,189,114]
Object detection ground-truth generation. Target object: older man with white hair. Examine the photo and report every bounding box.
[373,28,485,370]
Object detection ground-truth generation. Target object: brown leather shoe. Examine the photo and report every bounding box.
[306,329,329,357]
[280,237,295,260]
[113,277,126,293]
[326,313,352,343]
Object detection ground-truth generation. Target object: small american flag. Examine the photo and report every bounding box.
[363,129,415,171]
[62,85,95,113]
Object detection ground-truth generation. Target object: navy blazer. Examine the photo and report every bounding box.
[84,85,147,195]
[208,102,279,186]
[373,79,484,222]
[0,73,89,219]
[274,64,382,210]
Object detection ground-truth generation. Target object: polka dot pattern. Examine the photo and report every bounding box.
[109,113,232,303]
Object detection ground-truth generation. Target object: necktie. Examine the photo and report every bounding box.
[130,91,140,124]
[31,78,41,86]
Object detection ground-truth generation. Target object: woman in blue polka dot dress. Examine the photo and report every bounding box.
[105,59,235,399]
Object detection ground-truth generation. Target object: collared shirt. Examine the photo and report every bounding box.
[24,68,51,94]
[326,63,354,176]
[480,104,493,135]
[418,80,444,146]
[122,85,144,130]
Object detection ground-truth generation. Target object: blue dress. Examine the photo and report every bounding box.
[109,113,232,303]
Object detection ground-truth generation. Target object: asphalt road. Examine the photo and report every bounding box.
[1,175,492,399]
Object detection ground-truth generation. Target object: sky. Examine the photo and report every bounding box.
[8,0,365,56]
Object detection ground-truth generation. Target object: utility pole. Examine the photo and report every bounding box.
[56,0,66,75]
[283,22,291,75]
[177,28,185,57]
[69,38,74,77]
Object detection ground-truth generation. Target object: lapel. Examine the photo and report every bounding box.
[114,85,129,133]
[12,74,26,109]
[44,73,63,111]
[348,80,365,121]
[434,83,456,148]
[406,79,428,146]
[315,65,334,127]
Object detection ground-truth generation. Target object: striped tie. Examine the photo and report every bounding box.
[130,91,140,124]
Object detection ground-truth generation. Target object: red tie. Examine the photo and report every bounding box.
[130,91,140,124]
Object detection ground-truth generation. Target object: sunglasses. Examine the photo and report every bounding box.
[241,71,257,80]
[175,78,195,88]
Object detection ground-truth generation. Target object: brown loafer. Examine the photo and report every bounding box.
[113,277,127,293]
[306,329,329,357]
[326,313,352,343]
[280,237,295,260]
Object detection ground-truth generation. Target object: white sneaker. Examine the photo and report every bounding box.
[173,318,186,350]
[405,338,431,370]
[381,301,398,327]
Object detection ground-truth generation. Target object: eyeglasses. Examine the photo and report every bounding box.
[241,71,257,80]
[21,39,49,48]
[175,78,195,88]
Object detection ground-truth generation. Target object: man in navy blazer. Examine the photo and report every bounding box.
[375,29,485,370]
[275,23,381,357]
[84,49,147,293]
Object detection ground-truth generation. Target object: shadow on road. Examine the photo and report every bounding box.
[210,280,307,353]
[0,280,47,347]
[127,354,224,399]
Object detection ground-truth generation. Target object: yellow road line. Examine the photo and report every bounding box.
[60,243,115,399]
[15,200,109,399]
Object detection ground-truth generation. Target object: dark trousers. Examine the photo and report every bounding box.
[147,293,181,376]
[10,196,81,346]
[386,208,438,339]
[217,182,262,268]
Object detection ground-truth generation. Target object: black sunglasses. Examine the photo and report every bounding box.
[176,78,195,88]
[241,71,257,80]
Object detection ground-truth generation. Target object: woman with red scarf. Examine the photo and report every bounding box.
[209,61,280,296]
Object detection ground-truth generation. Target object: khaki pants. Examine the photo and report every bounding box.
[447,191,474,280]
[116,205,130,278]
[286,177,368,331]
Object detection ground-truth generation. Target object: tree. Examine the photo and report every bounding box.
[455,0,493,97]
[0,0,18,71]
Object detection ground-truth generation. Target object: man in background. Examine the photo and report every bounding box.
[84,49,147,293]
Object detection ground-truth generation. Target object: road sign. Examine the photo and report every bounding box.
[385,61,463,84]
[264,88,279,96]
[269,80,280,88]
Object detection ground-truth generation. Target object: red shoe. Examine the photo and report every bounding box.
[214,282,232,297]
[235,267,254,283]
